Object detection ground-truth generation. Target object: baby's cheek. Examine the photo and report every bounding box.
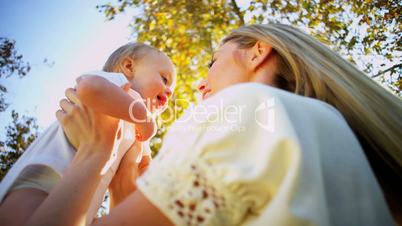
[140,81,161,109]
[155,81,166,95]
[140,83,155,98]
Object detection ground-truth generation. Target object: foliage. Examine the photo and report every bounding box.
[0,110,39,181]
[97,0,401,152]
[243,0,401,94]
[97,0,243,152]
[0,38,37,181]
[0,38,31,112]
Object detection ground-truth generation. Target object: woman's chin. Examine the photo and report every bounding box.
[152,104,168,114]
[202,91,212,100]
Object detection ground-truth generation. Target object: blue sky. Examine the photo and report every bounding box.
[0,0,136,138]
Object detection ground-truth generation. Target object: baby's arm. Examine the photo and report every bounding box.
[75,75,155,141]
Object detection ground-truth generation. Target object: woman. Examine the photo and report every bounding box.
[7,24,402,225]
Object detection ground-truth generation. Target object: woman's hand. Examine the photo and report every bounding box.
[109,141,152,208]
[23,88,122,226]
[56,87,120,162]
[56,88,84,149]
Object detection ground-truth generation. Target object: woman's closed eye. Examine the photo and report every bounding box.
[161,75,168,84]
[208,58,216,68]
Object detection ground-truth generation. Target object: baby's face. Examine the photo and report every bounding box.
[129,51,176,113]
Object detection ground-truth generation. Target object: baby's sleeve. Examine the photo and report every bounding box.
[136,84,302,226]
[80,70,130,87]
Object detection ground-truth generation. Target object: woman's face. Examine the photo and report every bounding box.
[199,41,250,100]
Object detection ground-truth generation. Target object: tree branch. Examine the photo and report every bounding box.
[372,63,402,78]
[231,0,245,26]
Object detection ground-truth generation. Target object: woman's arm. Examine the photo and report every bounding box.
[23,153,171,226]
[108,145,152,208]
[25,145,110,226]
[25,89,172,226]
[0,165,60,226]
[23,93,119,226]
[0,188,48,226]
[93,190,173,226]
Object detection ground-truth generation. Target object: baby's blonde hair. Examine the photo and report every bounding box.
[223,24,402,215]
[103,42,159,72]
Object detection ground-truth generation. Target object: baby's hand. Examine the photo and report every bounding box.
[122,83,131,92]
[135,117,157,141]
[126,88,156,141]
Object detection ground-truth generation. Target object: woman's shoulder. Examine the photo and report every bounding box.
[206,83,344,120]
[209,82,286,99]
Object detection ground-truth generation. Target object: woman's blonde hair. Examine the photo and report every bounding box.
[103,42,159,72]
[223,24,402,211]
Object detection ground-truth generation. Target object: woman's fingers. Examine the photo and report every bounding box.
[65,88,82,106]
[63,87,119,147]
[58,98,88,126]
[64,87,91,124]
[55,109,66,124]
[59,99,75,113]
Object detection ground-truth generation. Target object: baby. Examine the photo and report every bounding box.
[0,43,175,222]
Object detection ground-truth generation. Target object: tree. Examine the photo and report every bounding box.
[0,37,31,112]
[0,38,38,181]
[0,110,39,180]
[242,0,401,94]
[97,0,246,152]
[96,0,401,153]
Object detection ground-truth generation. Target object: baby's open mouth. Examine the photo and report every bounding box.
[156,94,168,108]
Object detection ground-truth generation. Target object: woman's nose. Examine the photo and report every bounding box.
[198,80,207,92]
[165,87,172,97]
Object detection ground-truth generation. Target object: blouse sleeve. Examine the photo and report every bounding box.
[137,84,302,226]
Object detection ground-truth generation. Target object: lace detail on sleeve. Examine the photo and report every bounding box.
[137,162,251,226]
[166,164,228,225]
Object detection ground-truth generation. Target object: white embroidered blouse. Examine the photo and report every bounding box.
[137,83,394,226]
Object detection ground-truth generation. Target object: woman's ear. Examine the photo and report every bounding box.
[120,58,135,79]
[248,41,273,71]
